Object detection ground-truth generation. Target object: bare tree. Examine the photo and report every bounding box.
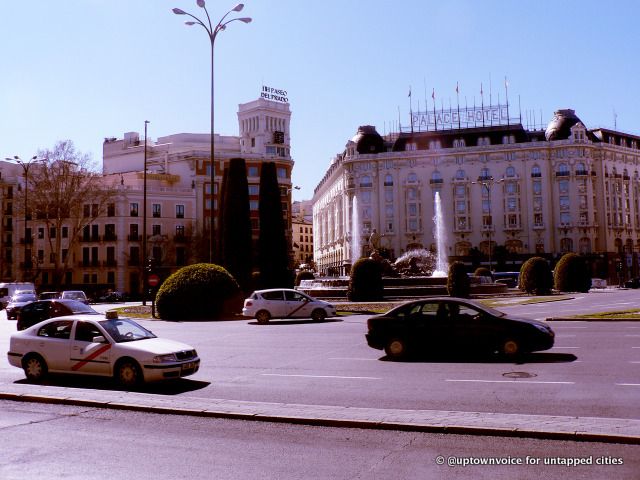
[14,140,118,287]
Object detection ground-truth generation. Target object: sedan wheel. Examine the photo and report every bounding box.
[256,310,271,324]
[115,359,142,388]
[384,337,407,360]
[311,309,326,322]
[23,354,48,382]
[501,338,521,356]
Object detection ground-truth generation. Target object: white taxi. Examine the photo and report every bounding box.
[242,288,337,324]
[7,313,200,387]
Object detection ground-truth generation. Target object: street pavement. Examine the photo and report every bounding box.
[2,293,640,445]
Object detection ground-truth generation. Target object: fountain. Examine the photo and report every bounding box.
[351,196,360,264]
[297,190,507,299]
[432,191,448,277]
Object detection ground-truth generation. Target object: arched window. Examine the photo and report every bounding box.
[531,165,542,178]
[359,175,372,187]
[556,163,570,176]
[431,171,443,184]
[576,162,587,175]
[455,169,465,180]
[384,174,393,186]
[480,168,491,180]
[407,172,418,183]
[505,166,516,177]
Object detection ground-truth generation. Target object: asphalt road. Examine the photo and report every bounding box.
[1,401,637,480]
[1,290,639,420]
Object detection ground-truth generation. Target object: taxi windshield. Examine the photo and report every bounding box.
[98,318,156,343]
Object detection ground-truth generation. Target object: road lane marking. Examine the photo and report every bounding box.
[328,357,378,361]
[552,346,580,349]
[625,335,640,337]
[445,379,575,385]
[558,334,577,337]
[261,374,381,380]
[616,383,640,386]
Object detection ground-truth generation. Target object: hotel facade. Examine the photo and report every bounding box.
[312,108,640,283]
[0,97,294,296]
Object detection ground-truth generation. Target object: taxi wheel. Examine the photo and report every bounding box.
[311,309,326,322]
[256,310,271,324]
[23,354,48,382]
[384,337,407,360]
[115,359,142,387]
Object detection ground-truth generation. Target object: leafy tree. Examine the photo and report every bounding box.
[258,162,292,288]
[16,140,117,287]
[219,158,253,291]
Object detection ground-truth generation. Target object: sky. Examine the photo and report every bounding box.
[2,0,640,201]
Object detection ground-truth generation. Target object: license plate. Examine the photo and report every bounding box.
[181,362,196,371]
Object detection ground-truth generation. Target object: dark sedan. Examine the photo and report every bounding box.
[365,297,555,359]
[16,299,100,331]
[6,293,37,320]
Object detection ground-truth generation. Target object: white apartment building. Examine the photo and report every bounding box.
[312,108,640,282]
[0,96,295,296]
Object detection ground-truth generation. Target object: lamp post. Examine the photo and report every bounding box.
[142,120,150,305]
[5,155,39,281]
[173,1,251,263]
[472,176,499,272]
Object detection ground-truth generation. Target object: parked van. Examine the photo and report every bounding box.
[0,282,36,309]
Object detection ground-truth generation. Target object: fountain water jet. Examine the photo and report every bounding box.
[432,191,448,277]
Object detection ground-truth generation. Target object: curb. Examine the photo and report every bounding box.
[1,391,638,446]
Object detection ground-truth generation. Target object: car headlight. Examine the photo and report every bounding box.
[153,353,177,363]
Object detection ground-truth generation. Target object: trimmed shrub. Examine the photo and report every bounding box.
[295,270,315,287]
[519,257,553,295]
[347,257,383,301]
[155,263,240,320]
[554,253,591,292]
[447,261,471,298]
[474,267,492,279]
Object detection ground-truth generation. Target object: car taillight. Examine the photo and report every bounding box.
[245,300,252,307]
[367,318,373,330]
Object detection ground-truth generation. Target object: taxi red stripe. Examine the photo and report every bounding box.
[285,299,311,318]
[71,344,112,371]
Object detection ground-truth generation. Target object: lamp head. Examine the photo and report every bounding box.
[185,21,196,25]
[172,8,186,15]
[232,3,244,12]
[197,0,205,7]
[238,17,252,23]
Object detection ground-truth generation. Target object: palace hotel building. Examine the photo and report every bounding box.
[312,107,640,283]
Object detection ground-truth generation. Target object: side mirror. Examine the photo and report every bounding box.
[92,335,107,343]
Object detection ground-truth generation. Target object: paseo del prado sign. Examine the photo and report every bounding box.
[261,85,288,103]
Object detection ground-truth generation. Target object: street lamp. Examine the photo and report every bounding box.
[5,155,39,281]
[173,1,252,263]
[471,176,501,271]
[142,120,150,306]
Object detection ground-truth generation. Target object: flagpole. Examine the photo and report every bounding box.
[408,86,413,133]
[505,76,510,126]
[432,88,437,131]
[480,83,485,127]
[456,82,461,129]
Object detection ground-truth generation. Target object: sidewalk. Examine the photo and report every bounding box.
[1,381,638,445]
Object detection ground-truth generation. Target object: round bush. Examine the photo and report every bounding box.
[155,263,240,320]
[347,257,383,301]
[447,261,471,298]
[294,270,315,287]
[519,257,553,295]
[474,267,492,279]
[554,253,591,292]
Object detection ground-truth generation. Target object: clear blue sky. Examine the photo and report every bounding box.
[2,0,639,201]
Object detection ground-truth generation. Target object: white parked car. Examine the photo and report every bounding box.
[60,290,89,304]
[7,313,200,387]
[242,288,337,324]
